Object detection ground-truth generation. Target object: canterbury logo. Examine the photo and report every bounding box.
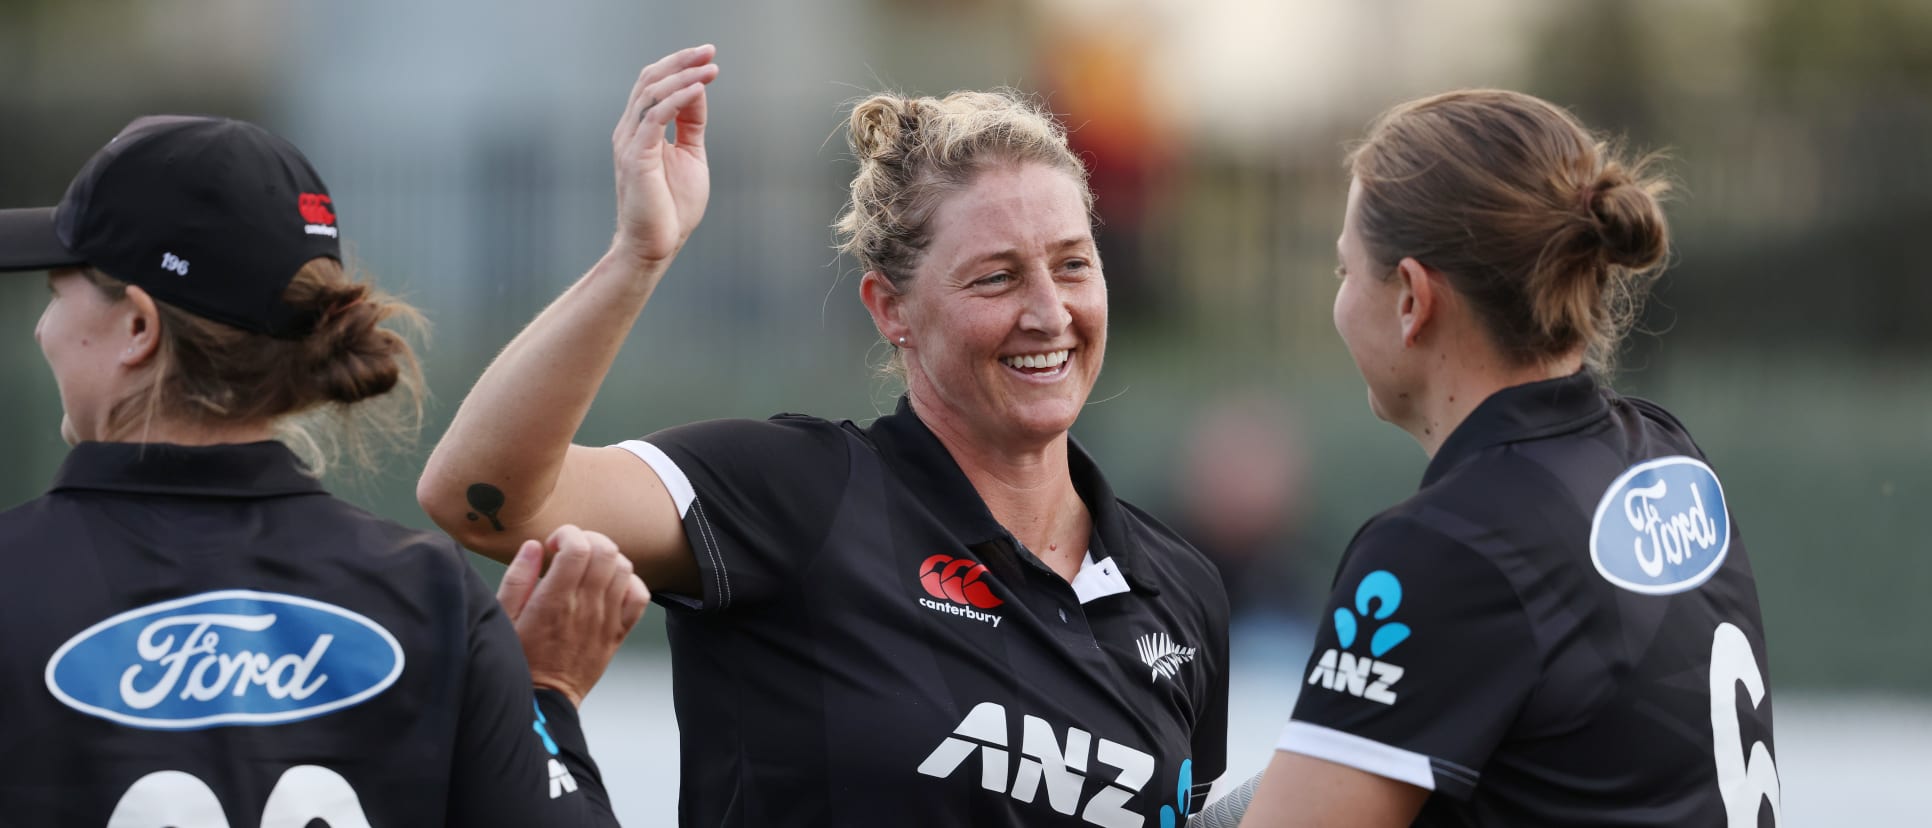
[920,555,1004,609]
[298,193,339,238]
[1135,632,1197,682]
[298,193,336,225]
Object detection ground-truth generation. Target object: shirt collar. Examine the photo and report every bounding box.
[865,395,1151,589]
[49,441,328,498]
[1422,370,1611,487]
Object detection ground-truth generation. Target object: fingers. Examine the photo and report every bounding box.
[519,524,646,643]
[536,527,640,630]
[643,64,719,117]
[538,524,595,597]
[615,44,716,145]
[631,68,717,156]
[583,530,647,638]
[497,539,544,623]
[636,83,710,154]
[575,528,623,614]
[673,72,710,152]
[638,44,716,102]
[619,573,650,633]
[598,531,635,608]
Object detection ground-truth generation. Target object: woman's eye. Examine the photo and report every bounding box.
[1055,259,1095,279]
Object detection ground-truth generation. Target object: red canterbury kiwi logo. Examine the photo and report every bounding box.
[919,555,1003,609]
[298,193,336,226]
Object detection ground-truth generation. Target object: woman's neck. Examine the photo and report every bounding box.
[913,396,1091,580]
[1406,350,1583,458]
[87,416,277,447]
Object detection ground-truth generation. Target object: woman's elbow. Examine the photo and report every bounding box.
[416,464,472,538]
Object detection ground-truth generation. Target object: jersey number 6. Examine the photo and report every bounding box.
[1710,622,1782,828]
[106,765,371,828]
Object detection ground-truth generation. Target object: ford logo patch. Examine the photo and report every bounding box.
[1589,456,1731,595]
[44,590,404,730]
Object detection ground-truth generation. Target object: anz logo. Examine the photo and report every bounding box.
[1307,570,1410,706]
[1591,456,1731,595]
[45,590,403,729]
[533,699,579,799]
[918,702,1190,827]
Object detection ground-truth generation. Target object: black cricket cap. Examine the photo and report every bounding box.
[0,115,342,338]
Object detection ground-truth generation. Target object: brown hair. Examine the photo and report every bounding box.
[1348,89,1672,373]
[86,257,427,475]
[834,88,1093,290]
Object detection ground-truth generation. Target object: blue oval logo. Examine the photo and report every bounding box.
[44,590,404,730]
[1589,456,1731,595]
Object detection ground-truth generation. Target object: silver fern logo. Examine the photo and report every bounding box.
[1135,632,1197,682]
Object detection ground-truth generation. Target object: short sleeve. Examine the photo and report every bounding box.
[447,561,617,825]
[1278,516,1539,800]
[615,415,852,612]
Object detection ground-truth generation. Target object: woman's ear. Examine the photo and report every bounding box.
[1394,257,1440,348]
[117,285,163,369]
[858,270,909,347]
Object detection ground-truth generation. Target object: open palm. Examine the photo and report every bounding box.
[610,45,720,268]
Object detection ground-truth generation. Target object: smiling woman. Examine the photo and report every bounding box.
[842,92,1110,549]
[417,49,1231,828]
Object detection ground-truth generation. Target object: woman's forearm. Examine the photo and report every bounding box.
[417,249,667,554]
[420,46,716,559]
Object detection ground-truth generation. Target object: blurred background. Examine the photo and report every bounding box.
[3,0,1928,822]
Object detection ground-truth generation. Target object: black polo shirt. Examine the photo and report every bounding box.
[617,396,1230,827]
[0,441,615,826]
[1280,372,1779,826]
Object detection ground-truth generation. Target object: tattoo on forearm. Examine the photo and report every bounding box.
[465,483,507,531]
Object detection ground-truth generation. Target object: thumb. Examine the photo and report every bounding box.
[497,539,544,624]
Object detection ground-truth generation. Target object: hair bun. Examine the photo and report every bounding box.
[304,282,405,404]
[849,95,914,162]
[1586,163,1670,270]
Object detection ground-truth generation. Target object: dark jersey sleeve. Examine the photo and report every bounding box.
[445,562,619,826]
[1280,516,1540,800]
[615,415,852,611]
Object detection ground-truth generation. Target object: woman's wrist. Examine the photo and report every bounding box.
[532,677,586,710]
[602,237,679,276]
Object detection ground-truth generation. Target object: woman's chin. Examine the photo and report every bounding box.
[1366,388,1389,422]
[1004,397,1084,441]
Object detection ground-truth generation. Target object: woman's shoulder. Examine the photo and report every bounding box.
[642,411,861,454]
[1336,480,1550,606]
[0,491,74,545]
[1610,390,1698,439]
[627,411,864,478]
[307,495,472,561]
[620,412,866,503]
[1115,499,1201,557]
[1113,499,1229,603]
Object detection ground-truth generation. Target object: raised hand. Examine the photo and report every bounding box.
[497,524,652,707]
[609,44,720,270]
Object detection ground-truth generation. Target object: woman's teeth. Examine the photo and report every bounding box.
[1002,350,1070,370]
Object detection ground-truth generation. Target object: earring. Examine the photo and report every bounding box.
[897,336,907,345]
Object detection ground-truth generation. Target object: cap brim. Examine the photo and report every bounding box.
[0,207,85,272]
